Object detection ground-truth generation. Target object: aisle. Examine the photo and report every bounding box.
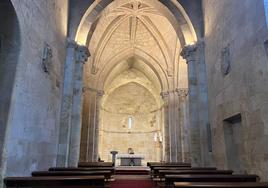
[111,175,154,188]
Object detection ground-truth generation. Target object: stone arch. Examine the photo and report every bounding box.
[102,64,163,107]
[75,0,197,46]
[0,0,21,178]
[76,0,199,163]
[103,81,159,106]
[90,14,172,72]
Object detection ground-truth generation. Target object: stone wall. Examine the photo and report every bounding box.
[1,0,68,181]
[203,0,268,180]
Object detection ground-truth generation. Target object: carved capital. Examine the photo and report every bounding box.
[180,43,197,63]
[175,88,188,97]
[82,87,90,93]
[76,45,90,63]
[97,90,105,97]
[160,91,169,101]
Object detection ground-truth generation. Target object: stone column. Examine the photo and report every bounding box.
[176,88,190,162]
[92,90,104,161]
[180,44,201,166]
[160,91,171,162]
[169,92,179,162]
[68,45,90,166]
[57,39,78,166]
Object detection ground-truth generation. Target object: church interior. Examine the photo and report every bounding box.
[1,0,268,187]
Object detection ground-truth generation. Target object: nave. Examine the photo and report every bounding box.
[1,0,268,187]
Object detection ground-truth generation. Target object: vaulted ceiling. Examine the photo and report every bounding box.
[87,0,181,94]
[89,0,178,73]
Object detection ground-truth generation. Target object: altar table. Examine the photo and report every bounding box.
[116,154,145,166]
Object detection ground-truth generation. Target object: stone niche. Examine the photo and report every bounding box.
[99,81,162,165]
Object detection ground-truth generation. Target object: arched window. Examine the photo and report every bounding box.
[264,0,268,27]
[128,117,133,129]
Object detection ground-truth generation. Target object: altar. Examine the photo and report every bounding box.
[116,154,145,166]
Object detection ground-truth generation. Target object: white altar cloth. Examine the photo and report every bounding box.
[116,154,145,166]
[116,154,145,159]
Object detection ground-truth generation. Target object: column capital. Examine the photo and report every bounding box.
[97,90,105,97]
[160,91,169,101]
[82,86,90,93]
[175,88,188,97]
[180,43,197,63]
[76,45,90,63]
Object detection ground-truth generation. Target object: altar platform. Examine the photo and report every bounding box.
[115,166,150,175]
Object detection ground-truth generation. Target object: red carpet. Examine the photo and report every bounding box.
[115,170,149,175]
[111,179,154,188]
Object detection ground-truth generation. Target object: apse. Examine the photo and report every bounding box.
[98,58,164,164]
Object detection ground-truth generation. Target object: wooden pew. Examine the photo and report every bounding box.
[32,170,112,180]
[164,174,259,185]
[158,170,233,179]
[4,175,105,188]
[152,167,217,178]
[148,162,191,167]
[174,182,268,188]
[78,162,114,167]
[150,164,192,172]
[49,167,115,174]
[154,167,217,171]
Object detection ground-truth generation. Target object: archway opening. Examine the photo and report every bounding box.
[77,0,195,163]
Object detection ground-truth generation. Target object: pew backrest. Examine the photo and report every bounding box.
[158,170,233,178]
[4,175,105,187]
[165,174,260,185]
[174,182,268,188]
[78,162,114,167]
[152,167,218,177]
[147,162,191,167]
[32,170,112,179]
[49,167,115,173]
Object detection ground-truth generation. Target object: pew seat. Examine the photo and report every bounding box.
[4,175,105,188]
